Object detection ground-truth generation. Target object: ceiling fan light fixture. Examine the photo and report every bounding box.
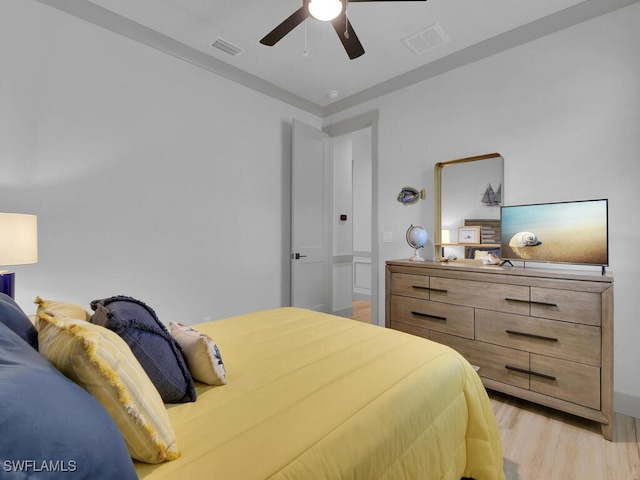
[308,0,343,21]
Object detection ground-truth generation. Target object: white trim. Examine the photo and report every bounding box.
[36,0,639,117]
[615,391,640,419]
[333,307,353,318]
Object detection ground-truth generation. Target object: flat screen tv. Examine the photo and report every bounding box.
[500,199,609,267]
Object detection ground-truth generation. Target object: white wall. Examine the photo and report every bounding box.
[0,0,322,322]
[325,3,640,415]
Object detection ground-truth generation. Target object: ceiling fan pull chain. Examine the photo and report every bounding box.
[303,20,309,57]
[344,0,349,38]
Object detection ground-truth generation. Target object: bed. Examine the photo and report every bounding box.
[133,307,505,480]
[1,295,504,479]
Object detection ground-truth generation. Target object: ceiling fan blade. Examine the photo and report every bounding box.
[331,15,365,60]
[260,7,309,46]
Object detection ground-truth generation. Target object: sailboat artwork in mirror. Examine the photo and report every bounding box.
[481,184,502,207]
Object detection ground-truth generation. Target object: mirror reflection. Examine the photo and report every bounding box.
[434,153,504,262]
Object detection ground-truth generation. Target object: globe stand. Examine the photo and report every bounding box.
[409,248,425,262]
[406,224,428,263]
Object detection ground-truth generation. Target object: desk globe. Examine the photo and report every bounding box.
[406,224,428,262]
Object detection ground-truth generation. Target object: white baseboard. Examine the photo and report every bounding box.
[332,307,353,318]
[352,292,371,302]
[615,391,640,419]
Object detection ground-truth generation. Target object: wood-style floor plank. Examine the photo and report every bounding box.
[490,391,640,479]
[350,300,371,323]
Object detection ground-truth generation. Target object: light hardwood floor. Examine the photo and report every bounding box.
[350,301,640,479]
[491,391,640,479]
[350,300,371,324]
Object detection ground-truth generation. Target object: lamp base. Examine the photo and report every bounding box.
[0,271,15,298]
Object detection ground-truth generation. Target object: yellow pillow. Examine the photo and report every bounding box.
[34,296,90,321]
[169,322,227,386]
[35,300,180,464]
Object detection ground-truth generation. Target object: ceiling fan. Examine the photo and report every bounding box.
[260,0,427,60]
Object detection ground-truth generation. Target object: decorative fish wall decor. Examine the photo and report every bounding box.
[397,187,426,206]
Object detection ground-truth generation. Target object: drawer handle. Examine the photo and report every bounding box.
[505,365,557,381]
[428,288,448,294]
[531,300,558,308]
[504,297,531,304]
[505,330,558,342]
[410,311,447,322]
[411,286,448,294]
[504,297,558,308]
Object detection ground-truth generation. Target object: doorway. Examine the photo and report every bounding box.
[324,111,378,325]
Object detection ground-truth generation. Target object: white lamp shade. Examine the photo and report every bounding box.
[308,0,343,21]
[441,229,451,244]
[0,213,38,266]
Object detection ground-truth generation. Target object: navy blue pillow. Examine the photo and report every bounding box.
[0,322,137,479]
[90,296,196,403]
[0,292,38,349]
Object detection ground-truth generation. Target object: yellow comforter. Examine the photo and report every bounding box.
[135,307,504,479]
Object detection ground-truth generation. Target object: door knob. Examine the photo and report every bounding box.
[292,253,307,260]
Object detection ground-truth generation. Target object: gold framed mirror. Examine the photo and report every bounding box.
[434,153,504,262]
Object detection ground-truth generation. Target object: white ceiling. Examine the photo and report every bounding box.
[38,0,638,116]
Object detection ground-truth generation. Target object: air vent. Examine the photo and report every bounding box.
[211,38,243,57]
[402,24,449,55]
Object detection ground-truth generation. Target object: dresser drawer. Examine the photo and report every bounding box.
[475,310,601,366]
[390,273,430,299]
[531,287,602,326]
[429,277,530,315]
[390,295,474,339]
[389,320,431,339]
[530,354,601,410]
[431,332,530,389]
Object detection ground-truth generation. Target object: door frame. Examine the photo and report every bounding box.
[323,110,380,325]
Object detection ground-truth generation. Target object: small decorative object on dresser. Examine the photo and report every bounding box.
[406,224,428,262]
[385,259,614,440]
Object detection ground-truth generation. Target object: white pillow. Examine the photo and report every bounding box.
[169,322,227,386]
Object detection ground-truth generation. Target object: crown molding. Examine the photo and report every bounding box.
[35,0,324,116]
[36,0,640,119]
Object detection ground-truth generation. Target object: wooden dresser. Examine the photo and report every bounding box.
[385,259,614,440]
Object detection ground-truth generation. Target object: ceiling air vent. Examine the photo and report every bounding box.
[211,37,243,57]
[402,24,449,55]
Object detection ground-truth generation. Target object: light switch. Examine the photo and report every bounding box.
[382,231,392,243]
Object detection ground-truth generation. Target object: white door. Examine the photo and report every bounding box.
[291,120,331,312]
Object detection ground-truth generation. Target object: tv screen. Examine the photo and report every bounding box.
[500,199,608,266]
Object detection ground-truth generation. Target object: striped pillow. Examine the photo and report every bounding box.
[35,300,180,464]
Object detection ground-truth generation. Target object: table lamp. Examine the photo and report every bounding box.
[0,213,38,298]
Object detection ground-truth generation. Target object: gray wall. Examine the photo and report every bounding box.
[1,0,321,322]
